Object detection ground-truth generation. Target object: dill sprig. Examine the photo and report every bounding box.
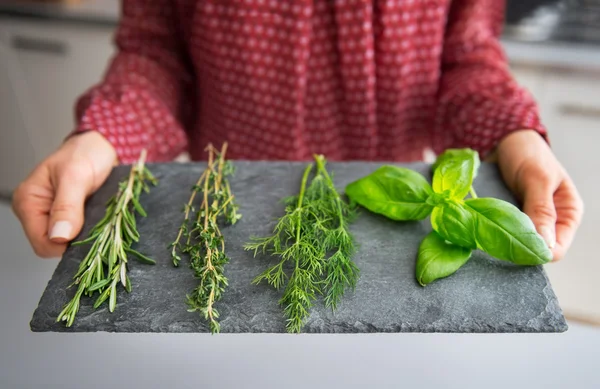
[245,154,359,333]
[57,149,157,327]
[170,143,241,333]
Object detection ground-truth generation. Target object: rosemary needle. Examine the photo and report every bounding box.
[57,149,157,327]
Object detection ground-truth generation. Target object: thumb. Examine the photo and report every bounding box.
[522,175,557,249]
[48,167,94,243]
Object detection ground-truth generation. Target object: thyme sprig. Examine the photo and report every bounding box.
[57,149,157,327]
[170,143,241,333]
[246,155,359,333]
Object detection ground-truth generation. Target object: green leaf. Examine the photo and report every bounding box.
[432,148,480,175]
[210,320,221,334]
[125,276,132,293]
[464,198,552,265]
[87,279,110,292]
[425,191,450,207]
[125,247,156,265]
[172,254,182,267]
[109,283,117,312]
[416,231,472,286]
[71,233,100,247]
[431,201,477,249]
[345,166,434,221]
[131,197,147,217]
[123,208,137,229]
[122,222,139,243]
[432,148,480,200]
[93,288,110,309]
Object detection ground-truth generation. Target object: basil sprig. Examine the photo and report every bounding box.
[346,148,552,286]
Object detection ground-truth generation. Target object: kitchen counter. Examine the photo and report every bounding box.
[502,39,600,73]
[1,0,600,71]
[0,0,120,26]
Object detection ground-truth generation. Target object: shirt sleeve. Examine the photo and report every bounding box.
[73,0,192,163]
[435,0,547,157]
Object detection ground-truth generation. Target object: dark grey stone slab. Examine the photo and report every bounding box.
[30,161,568,333]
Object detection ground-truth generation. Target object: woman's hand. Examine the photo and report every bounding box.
[12,131,117,258]
[494,129,584,262]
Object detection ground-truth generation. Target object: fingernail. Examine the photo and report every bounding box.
[49,221,72,241]
[539,226,556,249]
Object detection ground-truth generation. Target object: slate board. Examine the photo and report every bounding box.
[30,161,568,333]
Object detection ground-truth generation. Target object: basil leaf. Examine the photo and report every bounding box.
[431,201,477,249]
[416,231,472,286]
[464,198,552,265]
[345,166,434,221]
[432,148,480,174]
[432,148,480,200]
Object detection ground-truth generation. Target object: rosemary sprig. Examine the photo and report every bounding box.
[245,155,359,333]
[170,143,241,333]
[57,149,157,327]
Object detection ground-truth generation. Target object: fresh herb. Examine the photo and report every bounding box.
[346,148,552,286]
[416,231,472,286]
[343,165,434,221]
[431,148,480,200]
[57,150,157,327]
[245,155,359,333]
[170,143,241,333]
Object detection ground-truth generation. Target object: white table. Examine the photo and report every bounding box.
[1,201,598,389]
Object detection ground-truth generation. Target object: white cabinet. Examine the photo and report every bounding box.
[0,18,115,194]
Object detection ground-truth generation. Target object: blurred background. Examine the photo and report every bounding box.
[0,0,598,335]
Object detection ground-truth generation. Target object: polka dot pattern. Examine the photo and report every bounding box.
[74,0,546,164]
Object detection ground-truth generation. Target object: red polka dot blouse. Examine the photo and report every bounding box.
[74,0,546,163]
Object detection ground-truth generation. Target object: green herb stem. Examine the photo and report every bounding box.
[296,163,313,244]
[170,143,241,334]
[246,155,359,333]
[469,187,478,199]
[171,170,207,267]
[57,149,157,327]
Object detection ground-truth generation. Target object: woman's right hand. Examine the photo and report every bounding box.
[12,131,118,258]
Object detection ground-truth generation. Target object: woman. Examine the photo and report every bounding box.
[12,0,583,261]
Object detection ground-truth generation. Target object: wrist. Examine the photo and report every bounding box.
[491,129,543,161]
[66,131,119,166]
[498,129,542,147]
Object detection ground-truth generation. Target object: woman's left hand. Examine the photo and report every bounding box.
[493,129,584,262]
